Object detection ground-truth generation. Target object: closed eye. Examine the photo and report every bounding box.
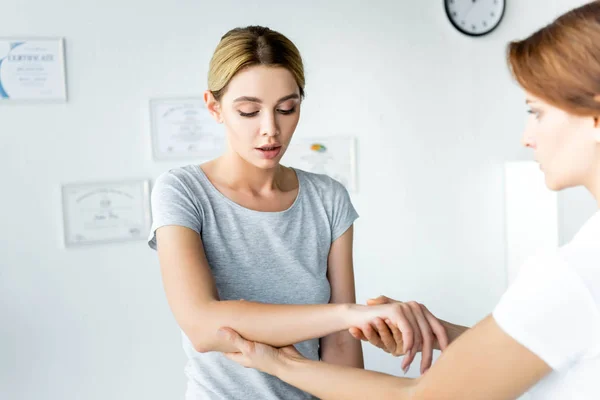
[527,109,541,120]
[239,111,259,117]
[278,107,296,115]
[239,108,297,117]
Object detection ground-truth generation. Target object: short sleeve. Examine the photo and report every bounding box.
[147,171,203,250]
[493,252,600,370]
[330,180,359,242]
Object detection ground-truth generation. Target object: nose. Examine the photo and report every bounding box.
[521,127,536,149]
[261,111,279,137]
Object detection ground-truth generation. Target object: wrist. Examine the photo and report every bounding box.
[274,354,310,378]
[441,320,466,344]
[343,303,368,328]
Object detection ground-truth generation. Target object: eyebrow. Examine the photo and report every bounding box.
[233,93,300,104]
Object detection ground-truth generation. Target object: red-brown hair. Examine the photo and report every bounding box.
[508,1,600,116]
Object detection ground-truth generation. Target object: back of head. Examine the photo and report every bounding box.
[208,26,305,101]
[507,1,600,116]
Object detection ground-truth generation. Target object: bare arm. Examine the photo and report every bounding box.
[320,227,364,368]
[271,315,550,400]
[157,225,396,354]
[438,320,469,348]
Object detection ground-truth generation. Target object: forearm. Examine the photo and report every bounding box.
[276,358,417,400]
[436,320,469,350]
[320,331,364,368]
[192,301,367,353]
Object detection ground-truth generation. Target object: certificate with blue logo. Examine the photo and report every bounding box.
[283,136,357,192]
[0,38,67,101]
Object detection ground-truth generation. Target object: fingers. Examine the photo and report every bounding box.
[223,352,245,364]
[390,304,414,355]
[372,317,396,354]
[421,305,449,351]
[367,295,392,306]
[218,327,249,352]
[397,304,421,369]
[408,302,434,375]
[385,318,404,357]
[349,327,367,341]
[362,323,385,350]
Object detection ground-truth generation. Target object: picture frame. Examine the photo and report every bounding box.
[61,179,152,247]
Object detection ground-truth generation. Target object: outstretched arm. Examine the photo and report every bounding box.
[220,315,550,400]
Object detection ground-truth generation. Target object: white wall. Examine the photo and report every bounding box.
[1,0,596,399]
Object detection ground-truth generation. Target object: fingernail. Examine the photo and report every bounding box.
[403,366,409,375]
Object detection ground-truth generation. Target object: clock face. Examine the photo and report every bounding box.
[445,0,506,37]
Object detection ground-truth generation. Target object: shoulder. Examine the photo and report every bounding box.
[155,165,202,186]
[153,165,207,196]
[295,168,347,196]
[494,247,600,369]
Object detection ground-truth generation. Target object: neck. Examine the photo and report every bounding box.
[594,180,600,209]
[216,150,284,193]
[586,162,600,209]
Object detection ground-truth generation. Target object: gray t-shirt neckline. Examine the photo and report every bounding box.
[194,164,303,215]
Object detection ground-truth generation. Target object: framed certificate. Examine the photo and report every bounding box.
[283,136,358,192]
[0,37,67,102]
[61,180,152,247]
[149,97,225,161]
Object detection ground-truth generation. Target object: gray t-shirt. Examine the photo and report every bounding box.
[148,164,358,400]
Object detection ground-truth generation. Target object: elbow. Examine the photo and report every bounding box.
[184,324,218,354]
[192,337,211,354]
[191,333,219,354]
[188,325,222,354]
[186,302,222,354]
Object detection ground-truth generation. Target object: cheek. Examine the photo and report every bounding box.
[226,116,259,142]
[279,113,301,136]
[536,120,564,155]
[542,120,592,185]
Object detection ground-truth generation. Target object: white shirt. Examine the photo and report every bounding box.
[494,211,600,399]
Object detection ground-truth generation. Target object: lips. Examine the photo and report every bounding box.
[257,144,281,151]
[256,144,282,160]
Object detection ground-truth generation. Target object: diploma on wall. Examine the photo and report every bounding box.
[0,38,67,101]
[61,180,152,247]
[149,97,225,161]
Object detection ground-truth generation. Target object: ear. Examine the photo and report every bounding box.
[593,116,600,144]
[204,90,223,124]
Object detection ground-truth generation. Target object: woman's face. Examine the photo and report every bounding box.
[205,65,301,170]
[521,92,600,191]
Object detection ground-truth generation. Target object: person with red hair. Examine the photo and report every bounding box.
[219,2,600,399]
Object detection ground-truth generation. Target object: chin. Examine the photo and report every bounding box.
[544,174,572,192]
[252,158,282,170]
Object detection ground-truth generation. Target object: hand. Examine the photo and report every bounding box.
[217,327,306,376]
[349,295,449,375]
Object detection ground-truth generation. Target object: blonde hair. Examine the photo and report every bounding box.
[208,26,305,101]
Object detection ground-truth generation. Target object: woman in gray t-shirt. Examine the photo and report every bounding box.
[148,26,451,400]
